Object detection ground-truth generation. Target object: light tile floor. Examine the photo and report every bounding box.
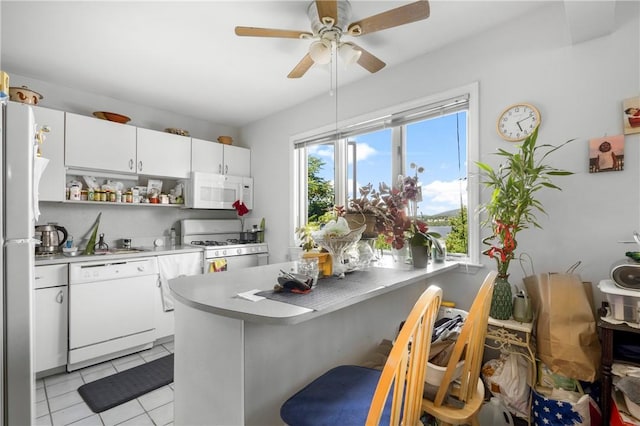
[36,341,175,426]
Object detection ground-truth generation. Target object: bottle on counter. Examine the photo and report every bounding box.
[170,227,176,248]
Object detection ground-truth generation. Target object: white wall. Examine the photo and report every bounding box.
[241,2,640,309]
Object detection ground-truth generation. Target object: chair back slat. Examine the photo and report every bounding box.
[433,271,497,406]
[366,285,442,425]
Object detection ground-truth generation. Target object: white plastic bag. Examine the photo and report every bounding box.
[482,353,530,418]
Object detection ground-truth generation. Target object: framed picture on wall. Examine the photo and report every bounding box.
[623,96,640,135]
[589,135,624,173]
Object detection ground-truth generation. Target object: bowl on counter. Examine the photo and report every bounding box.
[93,111,131,124]
[165,128,190,137]
[9,86,43,105]
[62,247,79,257]
[217,136,233,145]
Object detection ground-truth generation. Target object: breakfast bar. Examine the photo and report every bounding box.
[169,260,459,425]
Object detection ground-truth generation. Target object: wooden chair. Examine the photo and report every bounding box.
[280,285,443,426]
[421,271,497,426]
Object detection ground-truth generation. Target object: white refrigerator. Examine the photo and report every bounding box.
[1,100,44,425]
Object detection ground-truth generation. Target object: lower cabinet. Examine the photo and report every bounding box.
[34,265,68,373]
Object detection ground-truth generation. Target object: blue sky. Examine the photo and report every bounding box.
[310,111,468,216]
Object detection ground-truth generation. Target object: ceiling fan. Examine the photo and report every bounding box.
[235,0,430,78]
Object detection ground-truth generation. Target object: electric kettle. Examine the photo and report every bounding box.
[35,223,68,254]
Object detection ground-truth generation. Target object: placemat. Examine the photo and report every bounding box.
[256,268,404,311]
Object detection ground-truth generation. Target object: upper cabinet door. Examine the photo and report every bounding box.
[65,113,137,174]
[34,106,66,201]
[223,145,251,177]
[191,138,223,174]
[136,128,191,178]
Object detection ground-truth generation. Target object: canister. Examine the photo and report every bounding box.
[0,71,9,97]
[69,185,81,201]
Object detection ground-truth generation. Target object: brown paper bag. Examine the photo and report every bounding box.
[524,272,601,382]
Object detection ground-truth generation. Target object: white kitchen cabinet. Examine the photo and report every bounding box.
[191,138,250,177]
[136,128,191,179]
[34,265,68,373]
[34,106,66,202]
[65,112,137,174]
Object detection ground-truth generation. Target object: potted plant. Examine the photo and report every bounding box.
[346,183,385,239]
[477,127,573,319]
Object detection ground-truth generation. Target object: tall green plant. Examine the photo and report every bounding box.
[476,127,573,275]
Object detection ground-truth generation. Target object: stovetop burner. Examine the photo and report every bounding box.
[190,239,256,247]
[190,240,229,246]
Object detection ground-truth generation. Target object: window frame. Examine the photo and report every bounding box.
[291,82,480,264]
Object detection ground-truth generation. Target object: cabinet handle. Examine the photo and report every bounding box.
[218,164,222,174]
[225,164,228,174]
[56,290,64,304]
[129,159,134,170]
[138,161,143,172]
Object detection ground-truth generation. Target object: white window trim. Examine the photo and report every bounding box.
[290,81,480,264]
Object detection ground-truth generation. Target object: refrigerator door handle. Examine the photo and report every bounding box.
[4,238,39,245]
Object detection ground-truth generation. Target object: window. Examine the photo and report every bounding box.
[293,84,479,263]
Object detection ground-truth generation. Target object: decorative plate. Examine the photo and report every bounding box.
[93,111,131,124]
[165,128,190,137]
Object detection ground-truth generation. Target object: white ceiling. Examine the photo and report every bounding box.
[2,1,572,127]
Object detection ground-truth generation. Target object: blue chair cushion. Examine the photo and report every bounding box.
[280,365,394,426]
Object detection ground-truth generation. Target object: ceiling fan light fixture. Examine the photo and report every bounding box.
[309,39,332,64]
[339,43,361,65]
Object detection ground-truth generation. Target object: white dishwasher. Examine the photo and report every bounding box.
[68,257,158,371]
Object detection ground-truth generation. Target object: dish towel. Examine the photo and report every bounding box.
[209,258,228,273]
[158,252,203,311]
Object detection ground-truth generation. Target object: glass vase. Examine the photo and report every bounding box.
[391,246,412,269]
[490,274,513,320]
[314,226,365,278]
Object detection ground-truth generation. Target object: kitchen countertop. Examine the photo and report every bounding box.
[34,245,203,265]
[169,260,459,325]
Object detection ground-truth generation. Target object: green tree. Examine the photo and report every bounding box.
[307,156,334,222]
[445,206,468,254]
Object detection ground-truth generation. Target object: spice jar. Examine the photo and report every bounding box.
[125,191,133,203]
[109,191,116,203]
[99,190,107,202]
[80,190,88,201]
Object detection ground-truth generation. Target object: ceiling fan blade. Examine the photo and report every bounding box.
[315,0,338,27]
[347,0,430,37]
[235,26,312,39]
[350,43,386,73]
[287,53,315,79]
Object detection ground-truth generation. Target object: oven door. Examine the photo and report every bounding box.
[205,253,268,272]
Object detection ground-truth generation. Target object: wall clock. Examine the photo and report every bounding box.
[496,103,541,141]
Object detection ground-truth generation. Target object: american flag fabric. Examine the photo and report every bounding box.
[532,389,591,426]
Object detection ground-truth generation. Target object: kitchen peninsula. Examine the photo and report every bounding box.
[169,260,459,425]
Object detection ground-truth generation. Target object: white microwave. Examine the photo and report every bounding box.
[184,172,253,210]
